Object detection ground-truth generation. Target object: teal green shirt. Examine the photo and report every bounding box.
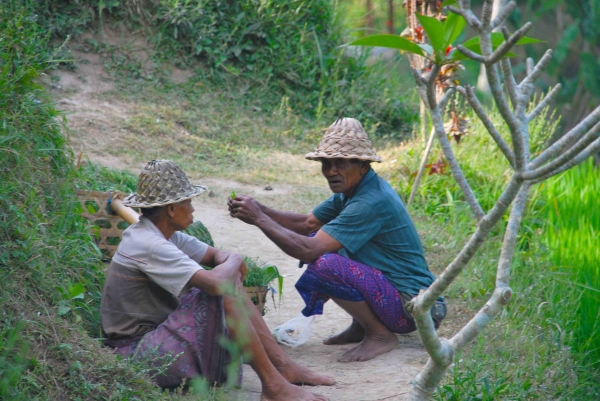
[313,169,435,296]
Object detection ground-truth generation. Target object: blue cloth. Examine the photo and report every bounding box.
[312,168,435,296]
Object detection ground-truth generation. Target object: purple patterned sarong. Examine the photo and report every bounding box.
[295,253,417,334]
[109,288,237,388]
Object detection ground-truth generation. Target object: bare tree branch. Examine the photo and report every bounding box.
[456,44,487,63]
[481,0,495,28]
[499,57,519,106]
[531,136,600,183]
[525,120,600,180]
[458,85,515,167]
[490,1,516,30]
[527,84,561,122]
[486,22,532,65]
[431,114,486,221]
[519,49,553,91]
[530,105,600,168]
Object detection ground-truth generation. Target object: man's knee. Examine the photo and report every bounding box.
[307,253,345,273]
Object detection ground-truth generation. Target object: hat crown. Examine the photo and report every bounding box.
[123,159,207,208]
[305,117,382,162]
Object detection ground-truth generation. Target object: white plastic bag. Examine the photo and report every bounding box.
[272,313,315,348]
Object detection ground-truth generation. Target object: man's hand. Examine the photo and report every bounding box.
[228,194,265,226]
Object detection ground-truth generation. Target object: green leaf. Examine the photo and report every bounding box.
[441,0,457,6]
[443,12,466,46]
[452,33,541,61]
[418,43,434,55]
[348,35,424,56]
[69,283,85,300]
[58,301,71,316]
[417,14,446,53]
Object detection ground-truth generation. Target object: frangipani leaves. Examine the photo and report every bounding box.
[348,34,425,56]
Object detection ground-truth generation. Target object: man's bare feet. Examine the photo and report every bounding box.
[337,331,398,363]
[261,380,329,401]
[276,359,335,386]
[323,320,365,345]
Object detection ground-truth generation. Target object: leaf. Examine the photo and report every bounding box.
[451,32,540,61]
[443,12,466,46]
[418,43,433,55]
[440,0,457,6]
[58,301,71,316]
[348,35,424,56]
[69,283,85,300]
[417,14,446,54]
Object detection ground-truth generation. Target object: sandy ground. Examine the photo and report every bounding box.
[52,45,430,401]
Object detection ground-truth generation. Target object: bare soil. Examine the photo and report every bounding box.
[52,46,445,401]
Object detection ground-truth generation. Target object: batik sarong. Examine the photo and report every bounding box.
[107,288,236,388]
[295,253,417,334]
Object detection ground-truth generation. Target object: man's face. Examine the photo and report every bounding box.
[321,158,368,196]
[169,198,195,231]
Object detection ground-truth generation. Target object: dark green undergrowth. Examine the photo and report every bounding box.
[27,0,418,137]
[0,4,170,399]
[393,99,600,398]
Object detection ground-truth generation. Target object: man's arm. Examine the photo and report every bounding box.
[187,247,247,296]
[230,195,343,262]
[228,195,323,235]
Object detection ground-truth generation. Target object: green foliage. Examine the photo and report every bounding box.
[243,257,283,293]
[544,158,600,362]
[27,0,418,137]
[0,4,167,398]
[183,220,215,247]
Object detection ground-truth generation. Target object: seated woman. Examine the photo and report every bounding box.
[228,118,446,363]
[100,159,333,401]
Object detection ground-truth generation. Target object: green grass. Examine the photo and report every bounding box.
[545,158,600,363]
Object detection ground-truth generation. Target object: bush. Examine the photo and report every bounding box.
[28,0,418,138]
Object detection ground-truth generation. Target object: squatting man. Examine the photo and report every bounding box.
[229,117,446,363]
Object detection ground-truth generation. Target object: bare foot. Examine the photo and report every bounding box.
[277,360,335,386]
[261,380,329,401]
[323,320,365,345]
[337,331,398,363]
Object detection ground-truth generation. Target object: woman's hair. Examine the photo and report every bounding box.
[140,205,163,218]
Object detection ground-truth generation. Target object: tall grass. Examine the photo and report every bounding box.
[0,4,167,398]
[544,158,600,362]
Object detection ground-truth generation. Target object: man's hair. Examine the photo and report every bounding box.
[140,205,163,218]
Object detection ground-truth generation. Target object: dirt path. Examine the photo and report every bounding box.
[52,46,429,400]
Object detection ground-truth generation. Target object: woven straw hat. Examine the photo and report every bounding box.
[123,160,207,208]
[305,118,382,163]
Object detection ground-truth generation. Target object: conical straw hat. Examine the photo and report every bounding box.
[305,118,382,162]
[123,160,207,208]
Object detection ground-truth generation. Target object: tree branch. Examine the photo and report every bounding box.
[456,44,487,63]
[431,112,486,221]
[418,176,523,310]
[499,57,519,107]
[523,122,600,180]
[530,105,600,169]
[486,22,532,65]
[520,50,553,92]
[457,85,515,167]
[527,84,561,122]
[481,0,494,28]
[531,136,600,183]
[448,4,482,32]
[490,1,516,30]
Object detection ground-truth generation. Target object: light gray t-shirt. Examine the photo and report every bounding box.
[112,216,208,297]
[101,217,209,341]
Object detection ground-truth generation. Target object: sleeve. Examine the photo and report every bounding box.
[320,201,381,254]
[143,241,204,297]
[312,194,341,224]
[169,231,209,264]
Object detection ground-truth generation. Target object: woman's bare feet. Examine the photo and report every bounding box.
[337,331,398,363]
[276,359,335,386]
[323,320,365,345]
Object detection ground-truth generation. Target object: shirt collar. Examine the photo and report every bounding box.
[340,168,377,202]
[139,215,166,238]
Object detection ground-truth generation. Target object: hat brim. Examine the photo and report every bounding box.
[305,151,382,163]
[122,185,208,208]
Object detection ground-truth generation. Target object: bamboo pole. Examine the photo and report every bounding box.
[110,197,140,224]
